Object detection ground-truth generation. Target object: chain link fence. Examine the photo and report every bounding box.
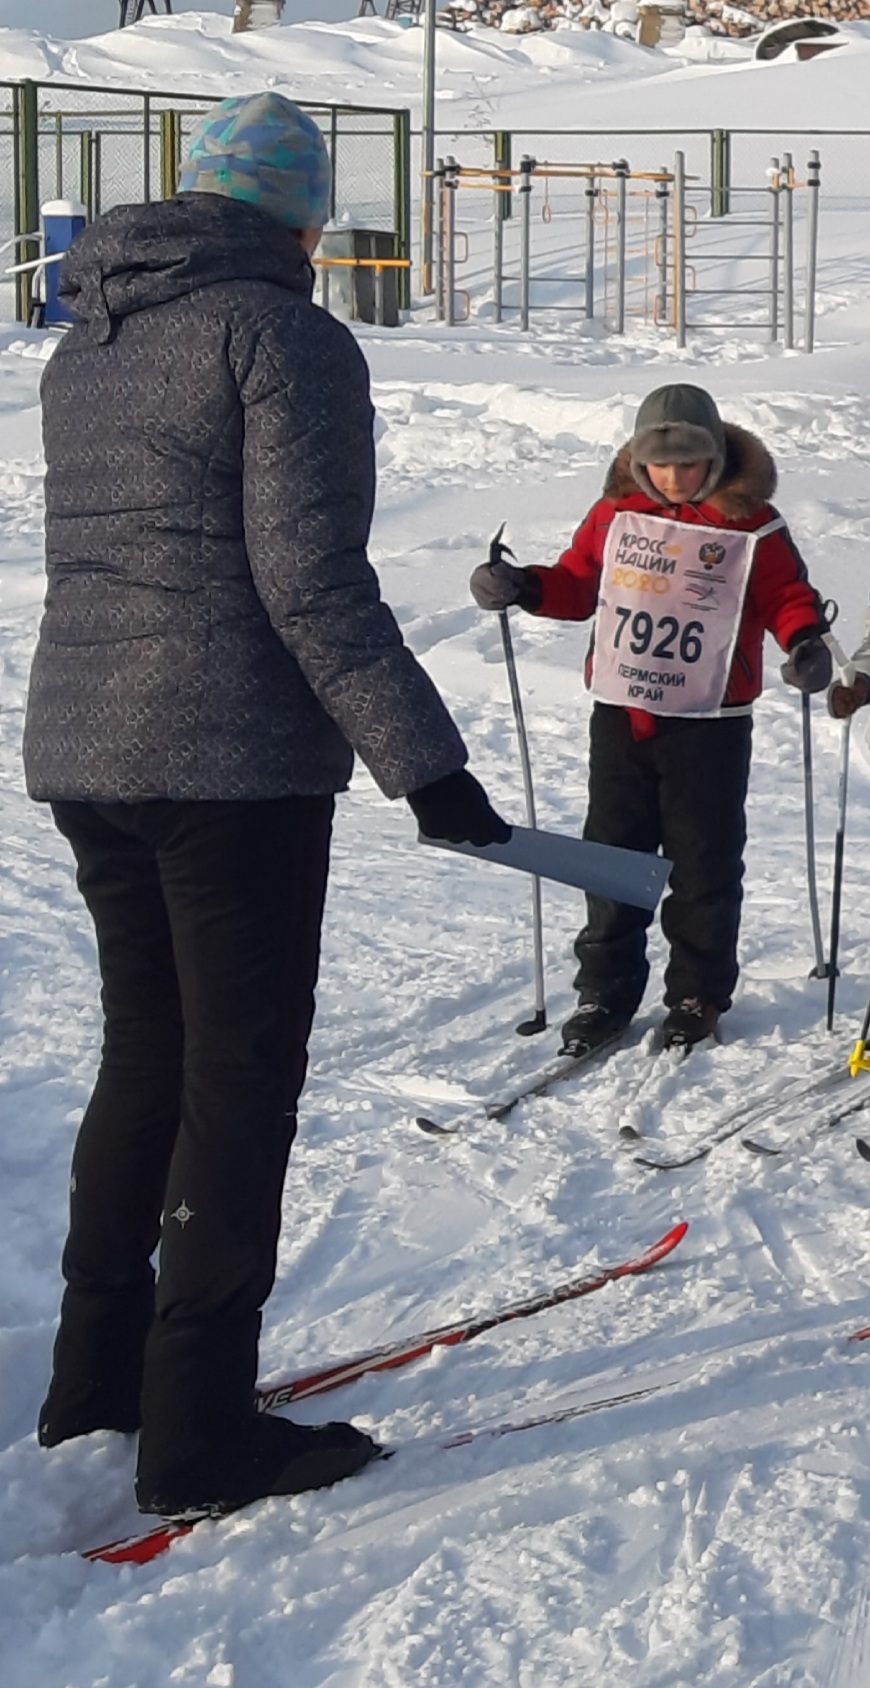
[1,79,412,320]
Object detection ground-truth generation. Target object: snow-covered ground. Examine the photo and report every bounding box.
[4,10,870,1688]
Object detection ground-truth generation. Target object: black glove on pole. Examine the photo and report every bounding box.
[470,521,544,613]
[781,634,833,695]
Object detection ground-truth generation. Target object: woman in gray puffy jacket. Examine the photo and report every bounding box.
[24,92,507,1521]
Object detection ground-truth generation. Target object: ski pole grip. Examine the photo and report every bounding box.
[823,630,856,687]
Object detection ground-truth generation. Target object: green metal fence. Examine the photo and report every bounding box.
[2,79,412,320]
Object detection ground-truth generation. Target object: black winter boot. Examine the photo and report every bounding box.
[559,1000,633,1058]
[136,1311,382,1517]
[658,998,721,1051]
[136,1411,381,1519]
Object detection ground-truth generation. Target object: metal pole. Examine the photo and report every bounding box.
[655,163,668,325]
[374,264,385,328]
[421,0,437,294]
[16,79,39,324]
[826,716,851,1032]
[394,109,412,310]
[329,107,338,223]
[493,131,510,325]
[801,692,827,979]
[768,156,780,345]
[93,131,103,219]
[673,149,686,349]
[805,149,821,354]
[824,628,857,1030]
[143,93,152,201]
[444,156,457,328]
[584,170,596,319]
[80,131,94,223]
[493,181,504,324]
[711,129,730,218]
[499,606,546,1035]
[782,150,794,351]
[434,157,446,321]
[160,110,180,200]
[519,154,534,333]
[613,158,629,335]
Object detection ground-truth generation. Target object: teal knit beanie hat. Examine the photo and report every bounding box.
[178,92,331,231]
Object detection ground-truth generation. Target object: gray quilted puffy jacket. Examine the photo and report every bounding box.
[23,194,467,802]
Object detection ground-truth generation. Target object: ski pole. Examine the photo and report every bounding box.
[801,692,828,978]
[848,994,870,1079]
[803,597,838,980]
[823,628,856,1032]
[490,523,546,1036]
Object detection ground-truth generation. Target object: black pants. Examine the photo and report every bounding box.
[47,795,333,1469]
[575,706,753,1016]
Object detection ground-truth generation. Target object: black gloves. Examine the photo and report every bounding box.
[470,525,543,614]
[780,633,833,695]
[408,770,512,848]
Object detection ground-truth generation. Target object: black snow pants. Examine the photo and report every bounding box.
[574,704,753,1017]
[42,795,333,1476]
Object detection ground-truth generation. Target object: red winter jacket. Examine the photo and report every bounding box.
[528,424,824,738]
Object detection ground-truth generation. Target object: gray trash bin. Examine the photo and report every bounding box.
[319,228,400,328]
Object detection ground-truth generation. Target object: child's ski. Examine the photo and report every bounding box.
[415,1030,629,1137]
[631,1057,864,1171]
[742,1088,870,1157]
[82,1220,688,1565]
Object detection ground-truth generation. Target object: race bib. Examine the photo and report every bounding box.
[588,510,781,717]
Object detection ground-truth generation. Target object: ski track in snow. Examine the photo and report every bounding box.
[4,26,870,1681]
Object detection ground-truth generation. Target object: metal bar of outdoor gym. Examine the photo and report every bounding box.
[519,155,534,333]
[781,151,794,351]
[805,150,821,353]
[673,150,686,348]
[768,156,780,344]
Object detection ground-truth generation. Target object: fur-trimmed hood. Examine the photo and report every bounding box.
[604,423,777,522]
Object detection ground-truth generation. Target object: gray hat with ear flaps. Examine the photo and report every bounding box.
[629,383,726,505]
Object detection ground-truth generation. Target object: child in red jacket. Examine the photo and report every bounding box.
[471,383,831,1053]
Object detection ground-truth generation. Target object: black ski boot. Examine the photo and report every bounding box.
[559,1001,631,1059]
[136,1413,382,1519]
[658,998,721,1051]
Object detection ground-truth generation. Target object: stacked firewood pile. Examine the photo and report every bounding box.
[445,0,870,35]
[683,0,870,38]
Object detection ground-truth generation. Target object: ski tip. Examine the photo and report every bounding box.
[83,1521,194,1565]
[415,1116,458,1138]
[856,1137,870,1163]
[612,1220,688,1277]
[742,1138,781,1157]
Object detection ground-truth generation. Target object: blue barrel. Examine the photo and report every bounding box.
[41,200,87,327]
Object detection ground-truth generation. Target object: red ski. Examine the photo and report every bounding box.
[86,1378,671,1566]
[83,1220,687,1566]
[256,1220,688,1410]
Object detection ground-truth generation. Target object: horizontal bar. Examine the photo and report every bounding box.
[688,287,776,296]
[315,258,410,270]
